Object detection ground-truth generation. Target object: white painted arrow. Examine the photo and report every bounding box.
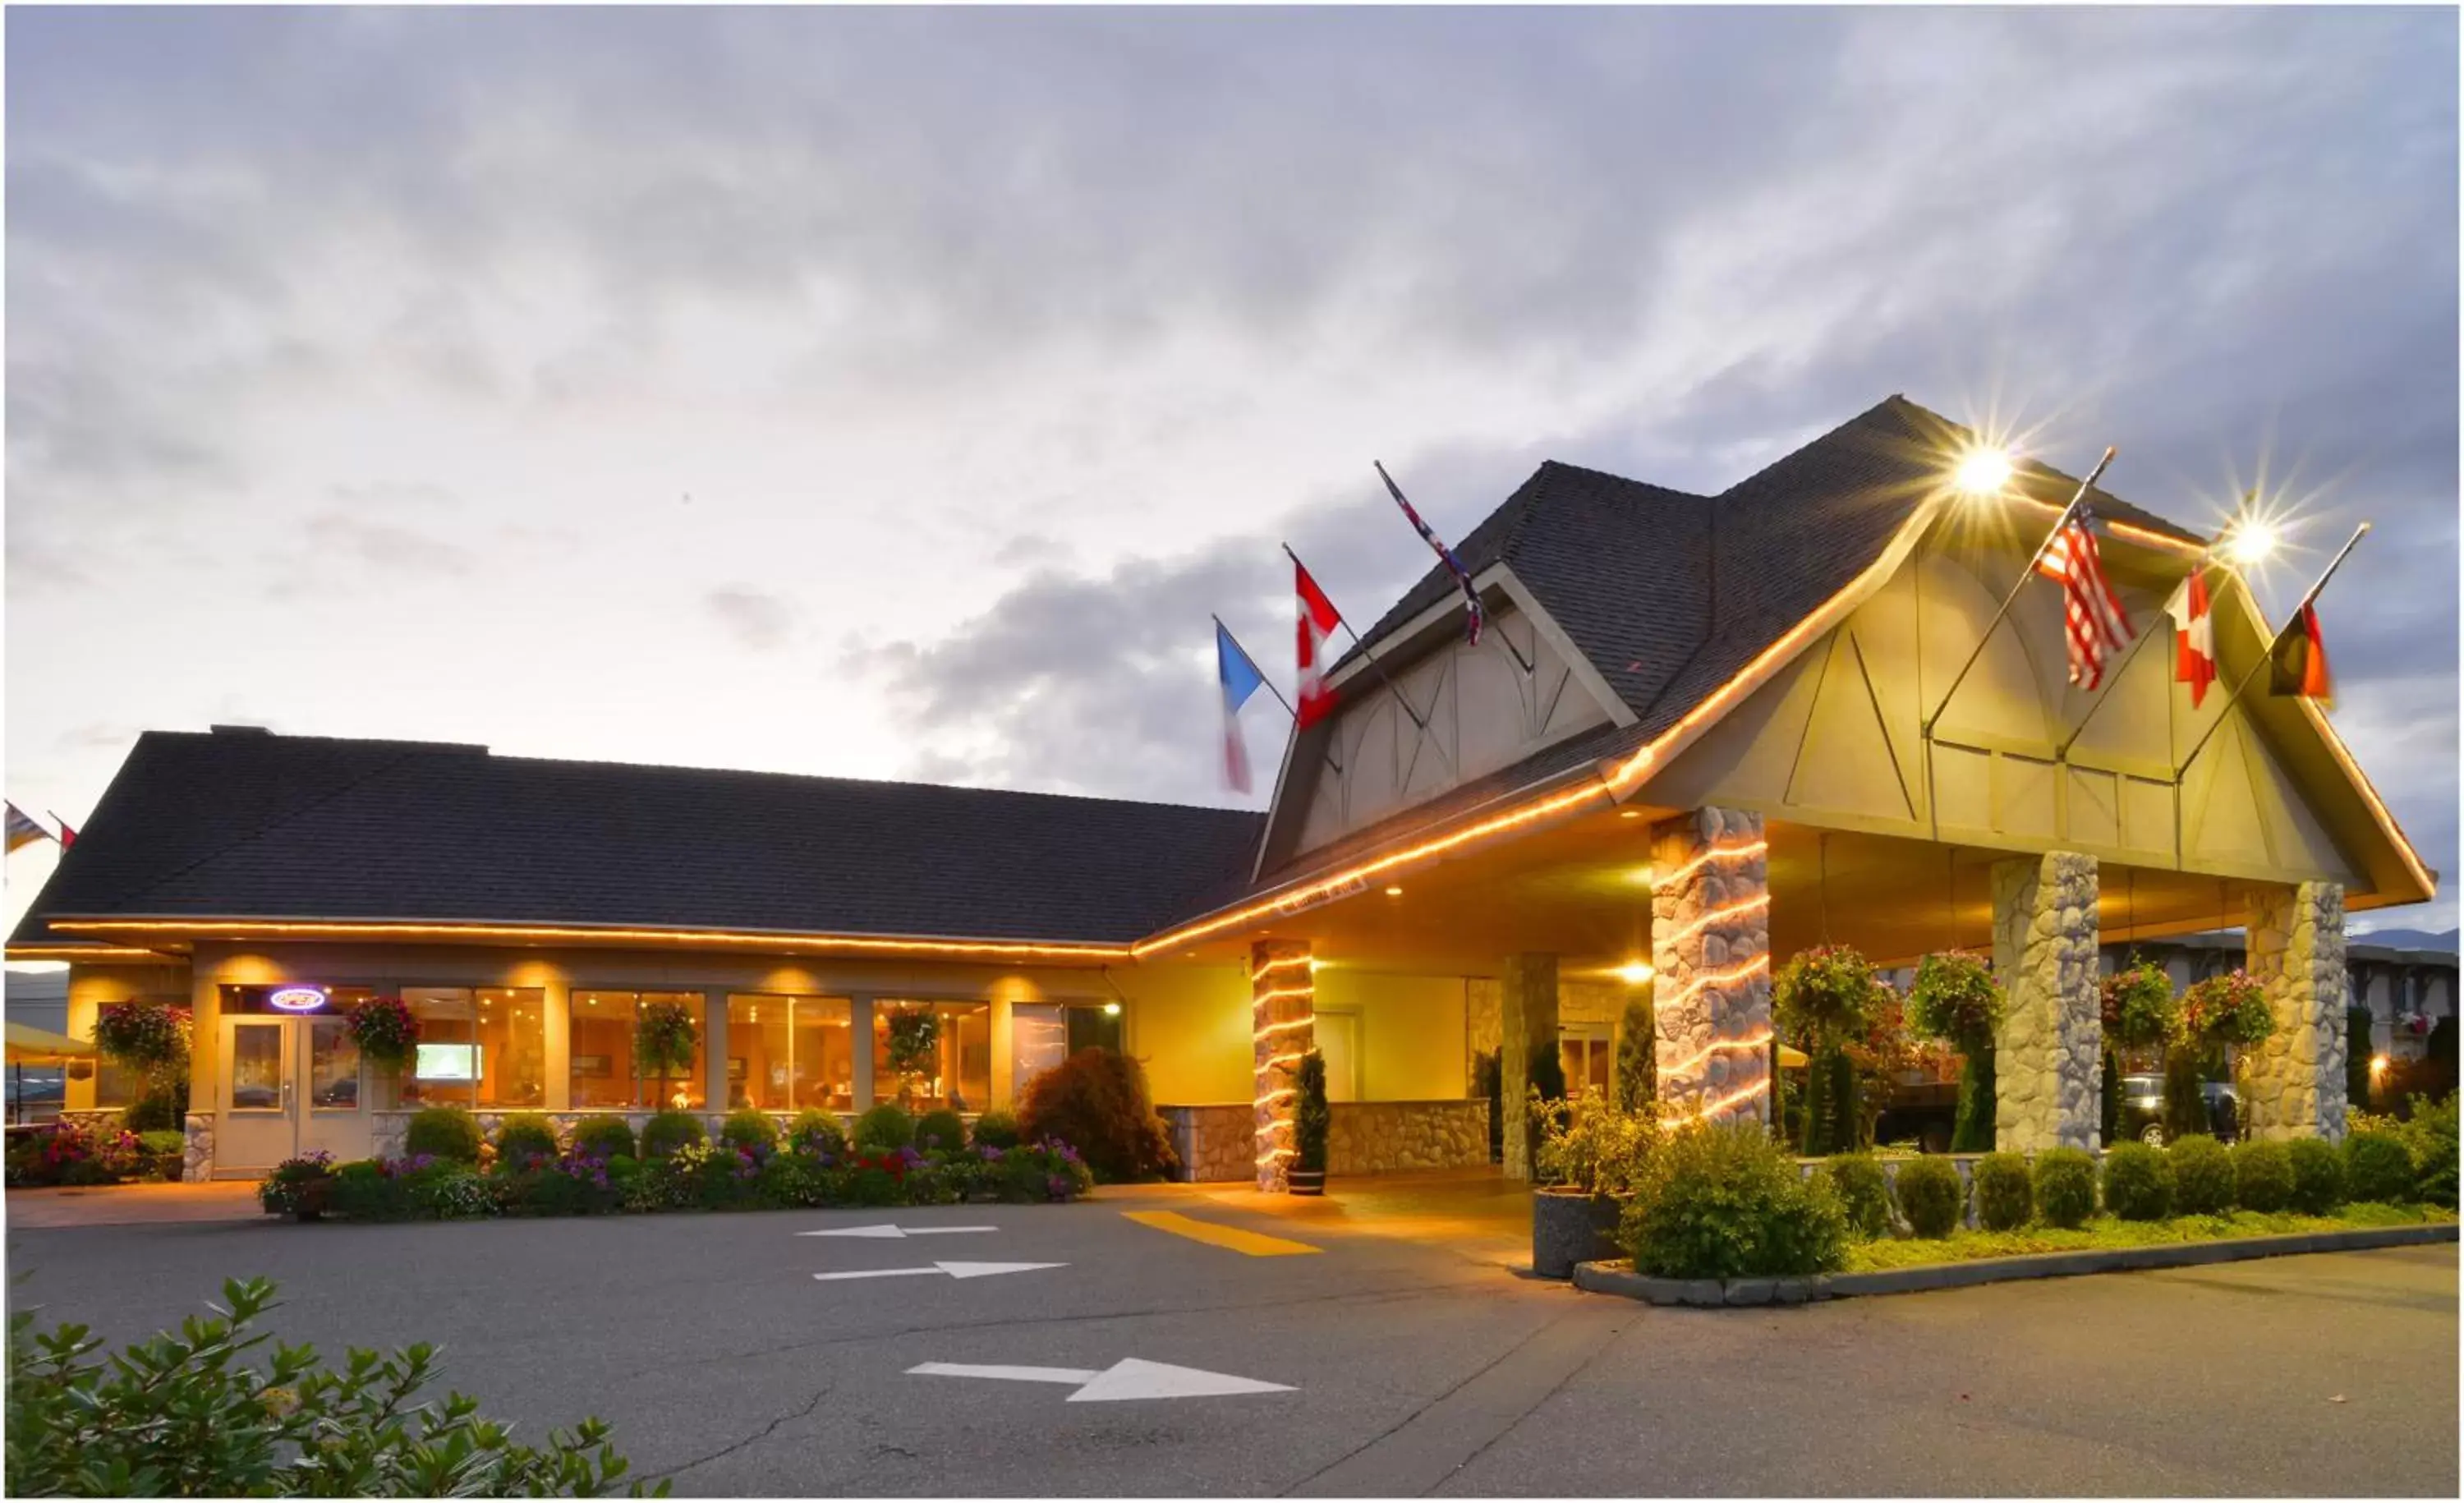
[908,1358,1294,1403]
[811,1261,1064,1283]
[797,1224,1000,1239]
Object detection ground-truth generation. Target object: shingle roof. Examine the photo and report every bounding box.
[11,732,1265,946]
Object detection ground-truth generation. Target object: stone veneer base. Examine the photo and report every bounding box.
[1570,1221,2458,1306]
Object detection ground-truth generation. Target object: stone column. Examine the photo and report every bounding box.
[2243,882,2348,1142]
[1649,807,1772,1126]
[1251,940,1314,1191]
[1990,852,2102,1151]
[1500,953,1560,1178]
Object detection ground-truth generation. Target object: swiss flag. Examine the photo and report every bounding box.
[1294,558,1344,729]
[2164,568,2217,708]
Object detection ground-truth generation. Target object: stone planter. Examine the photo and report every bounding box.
[1287,1168,1326,1197]
[1533,1188,1625,1279]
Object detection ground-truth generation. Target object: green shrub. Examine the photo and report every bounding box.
[1294,1053,1331,1175]
[913,1109,968,1155]
[2234,1138,2296,1212]
[403,1161,497,1220]
[787,1109,847,1158]
[2102,1141,2172,1220]
[969,1109,1023,1150]
[719,1110,779,1152]
[1017,1048,1179,1182]
[2287,1137,2345,1214]
[754,1151,826,1209]
[402,1106,482,1163]
[493,1113,560,1168]
[1971,1152,2033,1231]
[3,1275,658,1497]
[2167,1134,2234,1215]
[2402,1096,2459,1208]
[1892,1156,1965,1238]
[1619,1121,1847,1279]
[2034,1147,2099,1228]
[136,1130,188,1179]
[639,1110,706,1160]
[853,1104,914,1151]
[1819,1153,1893,1239]
[571,1115,637,1162]
[329,1160,411,1221]
[122,1081,190,1133]
[2342,1129,2418,1204]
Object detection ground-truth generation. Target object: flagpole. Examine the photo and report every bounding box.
[1281,545,1435,733]
[2052,529,2231,762]
[1372,462,1533,673]
[2171,521,2370,780]
[1213,614,1302,724]
[1920,446,2117,739]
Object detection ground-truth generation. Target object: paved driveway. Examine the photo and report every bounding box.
[7,1181,2456,1496]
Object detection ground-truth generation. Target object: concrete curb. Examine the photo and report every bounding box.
[1571,1220,2458,1306]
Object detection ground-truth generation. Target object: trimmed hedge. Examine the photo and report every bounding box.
[1971,1152,2032,1232]
[2102,1141,2172,1220]
[571,1115,636,1162]
[1893,1156,1965,1239]
[494,1113,560,1168]
[2167,1134,2234,1215]
[640,1110,707,1160]
[2034,1147,2099,1228]
[2342,1130,2416,1204]
[403,1106,483,1163]
[970,1109,1023,1150]
[719,1110,780,1152]
[2234,1139,2295,1212]
[788,1109,847,1158]
[1820,1153,1893,1239]
[853,1104,914,1151]
[914,1109,969,1155]
[2287,1137,2346,1214]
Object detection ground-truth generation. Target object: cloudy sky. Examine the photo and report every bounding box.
[6,5,2457,936]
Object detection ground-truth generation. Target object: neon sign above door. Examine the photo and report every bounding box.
[267,986,330,1013]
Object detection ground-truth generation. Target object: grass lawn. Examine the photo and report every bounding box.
[1842,1202,2457,1272]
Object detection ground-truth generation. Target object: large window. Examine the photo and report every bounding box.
[873,1000,990,1112]
[726,995,854,1110]
[570,991,706,1110]
[400,987,546,1110]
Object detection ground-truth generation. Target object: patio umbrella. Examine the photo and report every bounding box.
[5,1023,92,1126]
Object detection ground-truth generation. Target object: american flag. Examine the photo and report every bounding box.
[2034,507,2135,691]
[1375,462,1485,646]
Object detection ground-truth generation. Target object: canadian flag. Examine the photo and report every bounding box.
[1294,557,1344,729]
[2164,568,2217,708]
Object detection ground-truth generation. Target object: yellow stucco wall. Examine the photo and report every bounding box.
[1311,968,1469,1101]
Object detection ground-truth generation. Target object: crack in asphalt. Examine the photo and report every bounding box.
[645,1377,840,1483]
[1427,1312,1630,1496]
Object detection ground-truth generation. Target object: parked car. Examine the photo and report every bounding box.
[2116,1073,2238,1145]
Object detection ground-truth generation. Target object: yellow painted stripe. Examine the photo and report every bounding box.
[1121,1210,1322,1257]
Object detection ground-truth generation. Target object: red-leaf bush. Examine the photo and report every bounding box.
[1018,1048,1179,1183]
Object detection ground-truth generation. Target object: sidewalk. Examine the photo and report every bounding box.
[7,1181,264,1230]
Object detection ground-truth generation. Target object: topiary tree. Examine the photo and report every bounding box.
[852,1104,913,1151]
[2167,1133,2234,1215]
[2342,1129,2416,1204]
[2233,1138,2295,1211]
[570,1115,636,1162]
[913,1109,968,1155]
[633,1001,700,1110]
[1777,947,1882,1156]
[881,1008,942,1109]
[2099,1049,2122,1147]
[403,1106,482,1164]
[1294,1052,1331,1177]
[1907,952,2003,1153]
[786,1109,846,1158]
[2102,1141,2172,1220]
[493,1113,559,1169]
[2034,1147,2099,1228]
[1016,1048,1179,1182]
[719,1110,779,1153]
[1614,985,1656,1113]
[968,1109,1022,1151]
[1892,1156,1965,1238]
[1819,1153,1892,1239]
[1617,1120,1847,1279]
[638,1110,706,1161]
[2346,1005,2375,1113]
[2287,1137,2345,1214]
[1971,1151,2033,1231]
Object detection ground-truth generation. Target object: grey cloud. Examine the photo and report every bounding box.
[297,515,476,577]
[705,588,795,652]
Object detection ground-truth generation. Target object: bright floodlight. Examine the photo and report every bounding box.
[2227,520,2278,564]
[1953,448,2015,495]
[1616,961,1654,986]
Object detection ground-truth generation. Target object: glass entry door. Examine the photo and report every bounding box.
[218,1015,372,1175]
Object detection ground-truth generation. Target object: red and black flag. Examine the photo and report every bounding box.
[2269,602,2333,706]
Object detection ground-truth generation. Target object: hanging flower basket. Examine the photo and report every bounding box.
[636,1001,701,1081]
[91,1000,193,1073]
[347,997,420,1069]
[884,1009,940,1078]
[1773,946,1882,1046]
[2179,971,2274,1050]
[1906,951,2004,1055]
[2099,960,2178,1052]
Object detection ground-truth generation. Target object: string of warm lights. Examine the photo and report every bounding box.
[1250,953,1313,981]
[56,917,1133,963]
[1650,839,1768,890]
[1658,1030,1777,1082]
[1653,893,1771,951]
[1249,985,1315,1009]
[1658,1075,1772,1125]
[1254,1014,1316,1040]
[1253,1050,1308,1076]
[1657,954,1772,1012]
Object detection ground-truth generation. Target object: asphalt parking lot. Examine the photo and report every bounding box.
[8,1187,2457,1496]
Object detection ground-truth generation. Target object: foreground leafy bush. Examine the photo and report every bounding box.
[787,1109,846,1158]
[1970,1153,2033,1232]
[1893,1156,1965,1238]
[1819,1153,1893,1239]
[639,1110,706,1161]
[853,1104,914,1151]
[2034,1147,2099,1228]
[571,1115,637,1162]
[403,1107,483,1164]
[1017,1048,1179,1182]
[2234,1139,2295,1212]
[2342,1129,2418,1204]
[2287,1137,2345,1214]
[2102,1141,2172,1220]
[494,1114,561,1169]
[1619,1121,1846,1279]
[719,1110,779,1152]
[2167,1134,2234,1215]
[969,1110,1023,1150]
[914,1109,969,1155]
[2360,1096,2461,1208]
[5,1276,660,1497]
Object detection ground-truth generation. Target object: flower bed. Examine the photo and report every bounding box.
[4,1120,186,1187]
[257,1135,1094,1222]
[1841,1202,2453,1272]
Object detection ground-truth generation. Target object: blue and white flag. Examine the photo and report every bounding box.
[1216,619,1270,793]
